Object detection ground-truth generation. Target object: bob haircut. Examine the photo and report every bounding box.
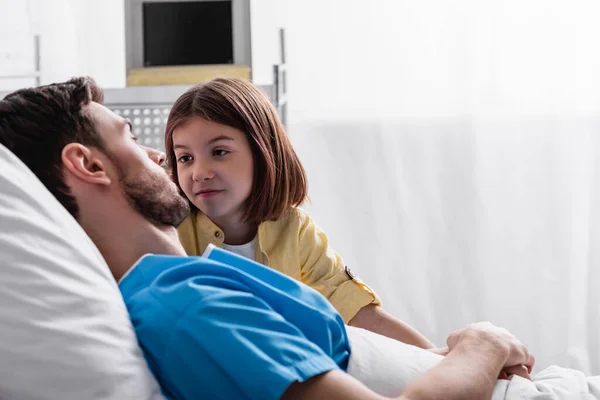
[165,78,308,225]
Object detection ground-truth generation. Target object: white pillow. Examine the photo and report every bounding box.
[0,143,164,400]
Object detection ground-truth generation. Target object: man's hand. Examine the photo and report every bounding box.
[446,321,535,373]
[499,365,531,380]
[399,321,535,399]
[427,346,449,356]
[427,347,532,380]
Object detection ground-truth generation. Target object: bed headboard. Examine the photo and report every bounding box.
[102,83,279,153]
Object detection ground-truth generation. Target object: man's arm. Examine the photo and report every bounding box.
[283,322,534,400]
[398,327,511,400]
[349,304,435,349]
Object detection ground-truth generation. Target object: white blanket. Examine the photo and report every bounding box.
[346,326,600,399]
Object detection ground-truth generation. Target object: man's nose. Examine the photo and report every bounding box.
[144,146,166,166]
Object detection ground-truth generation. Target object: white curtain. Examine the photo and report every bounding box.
[284,0,600,374]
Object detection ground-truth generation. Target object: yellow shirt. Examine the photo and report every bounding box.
[177,207,381,323]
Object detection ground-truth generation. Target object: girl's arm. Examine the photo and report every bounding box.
[349,304,435,349]
[295,209,434,348]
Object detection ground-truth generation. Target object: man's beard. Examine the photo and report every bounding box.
[118,165,190,228]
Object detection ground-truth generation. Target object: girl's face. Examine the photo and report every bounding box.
[172,117,254,227]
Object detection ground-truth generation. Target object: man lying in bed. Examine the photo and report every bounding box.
[0,77,534,400]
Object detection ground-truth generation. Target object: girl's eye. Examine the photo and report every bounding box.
[177,155,192,163]
[213,149,230,157]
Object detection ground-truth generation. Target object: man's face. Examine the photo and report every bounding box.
[87,102,190,227]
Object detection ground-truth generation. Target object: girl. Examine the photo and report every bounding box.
[165,78,433,349]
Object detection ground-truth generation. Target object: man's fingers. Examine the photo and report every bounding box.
[428,347,449,356]
[525,353,535,372]
[502,365,531,380]
[445,321,535,376]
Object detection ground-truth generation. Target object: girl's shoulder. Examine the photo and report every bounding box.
[261,207,312,234]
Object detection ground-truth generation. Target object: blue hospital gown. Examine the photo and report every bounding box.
[119,253,351,400]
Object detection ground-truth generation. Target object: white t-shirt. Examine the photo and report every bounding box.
[222,236,258,261]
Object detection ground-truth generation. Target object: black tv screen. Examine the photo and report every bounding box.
[143,1,233,66]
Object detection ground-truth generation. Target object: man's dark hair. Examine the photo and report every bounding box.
[0,77,105,218]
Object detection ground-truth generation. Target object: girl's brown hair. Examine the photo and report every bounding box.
[165,78,308,225]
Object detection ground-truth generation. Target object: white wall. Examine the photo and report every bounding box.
[249,0,287,85]
[33,0,80,86]
[66,0,126,88]
[283,0,600,124]
[0,0,36,90]
[0,0,125,91]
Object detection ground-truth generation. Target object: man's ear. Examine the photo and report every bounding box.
[61,143,111,186]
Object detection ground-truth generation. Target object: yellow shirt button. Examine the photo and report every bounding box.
[344,266,356,280]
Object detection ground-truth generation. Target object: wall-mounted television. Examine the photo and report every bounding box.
[125,0,251,70]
